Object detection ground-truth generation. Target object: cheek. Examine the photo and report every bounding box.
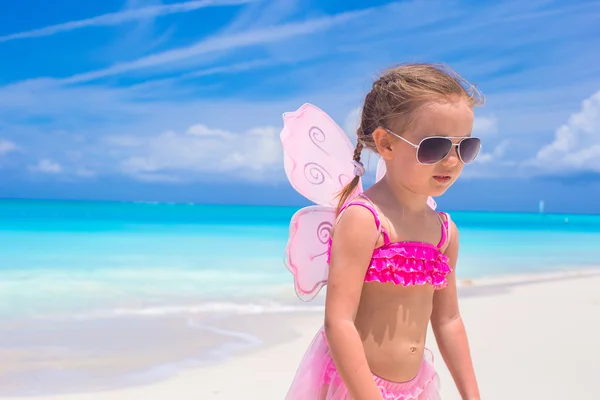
[391,152,415,172]
[393,146,417,167]
[412,165,437,182]
[392,156,433,182]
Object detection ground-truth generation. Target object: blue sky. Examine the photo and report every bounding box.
[0,0,599,213]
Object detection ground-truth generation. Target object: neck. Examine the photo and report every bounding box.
[382,175,430,213]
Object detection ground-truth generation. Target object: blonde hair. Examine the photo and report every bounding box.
[337,62,485,212]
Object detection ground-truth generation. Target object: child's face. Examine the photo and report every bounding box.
[382,99,476,197]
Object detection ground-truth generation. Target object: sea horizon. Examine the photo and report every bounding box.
[2,196,599,217]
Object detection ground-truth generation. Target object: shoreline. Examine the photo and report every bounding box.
[22,266,600,320]
[456,266,600,288]
[2,267,600,399]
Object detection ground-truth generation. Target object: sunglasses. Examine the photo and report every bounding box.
[384,128,481,165]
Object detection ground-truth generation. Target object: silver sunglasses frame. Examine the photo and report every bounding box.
[383,128,481,165]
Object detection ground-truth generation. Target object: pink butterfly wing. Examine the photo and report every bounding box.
[280,103,363,301]
[284,206,335,302]
[281,103,362,208]
[375,158,438,210]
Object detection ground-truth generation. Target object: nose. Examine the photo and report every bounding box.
[441,145,460,167]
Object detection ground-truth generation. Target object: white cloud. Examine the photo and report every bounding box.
[0,0,256,44]
[473,115,498,135]
[475,140,509,164]
[0,140,18,156]
[76,168,96,178]
[106,123,282,182]
[222,0,301,33]
[181,59,276,80]
[187,125,231,137]
[535,90,600,172]
[60,9,369,84]
[30,159,62,174]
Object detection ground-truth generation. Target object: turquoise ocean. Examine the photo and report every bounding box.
[2,199,600,321]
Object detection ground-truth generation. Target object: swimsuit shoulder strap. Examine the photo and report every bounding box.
[435,211,451,249]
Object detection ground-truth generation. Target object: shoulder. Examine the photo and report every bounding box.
[448,218,459,245]
[335,200,380,233]
[330,200,381,252]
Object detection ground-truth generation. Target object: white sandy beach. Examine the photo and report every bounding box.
[4,271,600,400]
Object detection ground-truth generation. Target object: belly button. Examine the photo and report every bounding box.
[410,347,417,353]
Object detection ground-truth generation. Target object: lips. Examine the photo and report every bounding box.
[433,175,451,183]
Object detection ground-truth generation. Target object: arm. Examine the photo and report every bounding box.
[324,205,383,400]
[430,220,480,400]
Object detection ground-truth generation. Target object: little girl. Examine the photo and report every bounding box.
[284,63,484,399]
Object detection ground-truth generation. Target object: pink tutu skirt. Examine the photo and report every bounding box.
[286,327,441,400]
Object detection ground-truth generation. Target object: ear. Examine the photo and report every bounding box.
[372,127,395,161]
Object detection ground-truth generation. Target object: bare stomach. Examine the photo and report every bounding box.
[354,282,435,382]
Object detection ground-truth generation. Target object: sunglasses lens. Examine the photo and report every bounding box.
[459,137,481,164]
[417,137,453,164]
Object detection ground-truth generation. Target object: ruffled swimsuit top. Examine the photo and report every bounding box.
[328,194,452,290]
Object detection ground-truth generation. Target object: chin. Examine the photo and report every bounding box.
[429,178,455,196]
[430,187,449,197]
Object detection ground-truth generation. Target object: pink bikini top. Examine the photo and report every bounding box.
[328,195,452,290]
